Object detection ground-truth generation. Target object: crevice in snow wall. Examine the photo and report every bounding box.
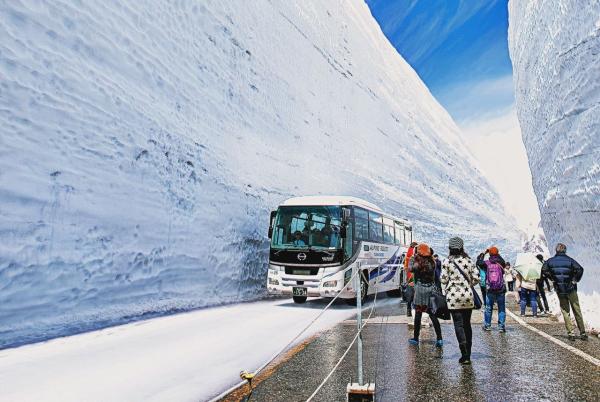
[509,1,600,326]
[0,0,520,348]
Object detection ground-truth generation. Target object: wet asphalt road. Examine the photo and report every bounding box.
[227,296,600,402]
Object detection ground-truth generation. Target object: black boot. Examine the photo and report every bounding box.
[459,343,471,365]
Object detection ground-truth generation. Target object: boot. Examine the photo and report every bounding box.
[458,343,470,364]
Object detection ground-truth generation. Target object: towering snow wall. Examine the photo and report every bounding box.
[509,0,600,328]
[508,1,599,287]
[0,0,519,347]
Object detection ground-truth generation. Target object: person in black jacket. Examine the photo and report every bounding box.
[541,243,587,341]
[535,254,552,314]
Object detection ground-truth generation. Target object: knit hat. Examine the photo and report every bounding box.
[488,246,499,256]
[449,237,464,250]
[417,243,432,257]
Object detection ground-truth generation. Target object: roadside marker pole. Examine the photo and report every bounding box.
[346,262,375,402]
[355,263,364,385]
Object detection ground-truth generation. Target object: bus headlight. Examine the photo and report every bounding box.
[268,277,280,285]
[323,280,338,288]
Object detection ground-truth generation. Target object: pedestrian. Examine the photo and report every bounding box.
[441,237,480,364]
[408,243,443,347]
[477,254,487,307]
[542,243,587,341]
[403,242,418,317]
[505,262,515,291]
[515,271,538,317]
[535,254,552,315]
[477,247,507,332]
[433,252,442,290]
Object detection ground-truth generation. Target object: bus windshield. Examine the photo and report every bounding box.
[271,206,342,250]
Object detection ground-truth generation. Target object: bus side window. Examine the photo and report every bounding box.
[393,222,402,245]
[353,208,369,251]
[383,217,394,244]
[368,211,383,243]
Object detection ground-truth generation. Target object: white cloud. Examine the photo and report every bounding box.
[437,75,515,122]
[459,107,541,232]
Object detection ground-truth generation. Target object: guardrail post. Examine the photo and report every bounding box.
[355,263,363,386]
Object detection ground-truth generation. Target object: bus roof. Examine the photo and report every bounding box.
[278,196,411,226]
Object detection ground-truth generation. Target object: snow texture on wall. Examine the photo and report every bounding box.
[508,0,600,293]
[0,0,519,348]
[509,0,600,330]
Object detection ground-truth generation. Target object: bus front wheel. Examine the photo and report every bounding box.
[293,295,307,304]
[346,272,368,306]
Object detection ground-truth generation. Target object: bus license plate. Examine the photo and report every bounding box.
[293,287,307,297]
[293,269,310,275]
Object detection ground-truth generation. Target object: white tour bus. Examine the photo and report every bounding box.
[266,196,413,304]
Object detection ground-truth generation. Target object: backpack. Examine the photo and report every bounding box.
[486,261,504,291]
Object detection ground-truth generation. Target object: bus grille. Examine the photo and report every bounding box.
[284,267,320,275]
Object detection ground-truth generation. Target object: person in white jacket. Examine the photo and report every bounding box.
[505,262,515,291]
[515,272,538,317]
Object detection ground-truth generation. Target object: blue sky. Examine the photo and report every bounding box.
[366,0,514,122]
[366,0,541,231]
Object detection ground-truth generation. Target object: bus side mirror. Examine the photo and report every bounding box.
[268,210,277,239]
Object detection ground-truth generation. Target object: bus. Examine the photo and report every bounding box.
[266,196,413,304]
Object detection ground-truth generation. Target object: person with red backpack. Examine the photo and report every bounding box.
[477,246,507,332]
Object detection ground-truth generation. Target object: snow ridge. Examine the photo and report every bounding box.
[1,0,519,348]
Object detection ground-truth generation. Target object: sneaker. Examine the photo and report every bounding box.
[568,334,576,341]
[435,339,444,348]
[483,325,492,331]
[459,357,471,365]
[581,333,588,341]
[499,326,506,333]
[520,313,525,317]
[408,338,419,345]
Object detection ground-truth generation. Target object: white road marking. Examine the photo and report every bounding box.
[506,309,600,367]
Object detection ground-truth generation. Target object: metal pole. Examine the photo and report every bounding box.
[355,263,363,385]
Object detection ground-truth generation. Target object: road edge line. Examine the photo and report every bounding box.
[506,309,600,367]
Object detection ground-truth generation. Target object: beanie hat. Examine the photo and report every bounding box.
[488,246,499,256]
[417,243,432,257]
[449,237,464,250]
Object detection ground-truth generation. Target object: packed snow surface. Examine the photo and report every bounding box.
[508,0,600,327]
[0,297,371,401]
[0,0,519,347]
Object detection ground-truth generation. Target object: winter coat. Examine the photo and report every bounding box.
[542,251,584,295]
[409,254,436,284]
[504,268,514,282]
[515,274,536,291]
[403,246,416,286]
[476,254,507,293]
[441,255,480,310]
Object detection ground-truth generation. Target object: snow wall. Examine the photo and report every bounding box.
[509,1,600,327]
[0,0,520,348]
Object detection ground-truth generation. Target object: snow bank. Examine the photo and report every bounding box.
[0,0,519,348]
[0,298,367,401]
[508,0,600,328]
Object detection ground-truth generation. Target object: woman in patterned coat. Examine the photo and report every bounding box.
[441,237,480,365]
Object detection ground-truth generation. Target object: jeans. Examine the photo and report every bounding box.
[558,291,586,336]
[413,311,442,341]
[538,286,549,312]
[484,292,506,328]
[520,288,538,316]
[451,309,473,357]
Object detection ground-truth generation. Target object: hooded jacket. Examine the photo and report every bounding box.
[542,251,584,295]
